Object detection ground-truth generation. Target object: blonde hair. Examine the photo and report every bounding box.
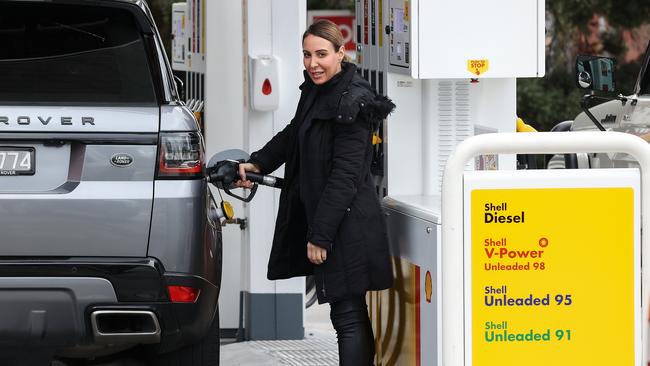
[303,19,351,62]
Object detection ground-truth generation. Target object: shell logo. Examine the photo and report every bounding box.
[425,270,432,303]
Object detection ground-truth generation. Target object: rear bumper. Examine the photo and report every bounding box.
[0,277,116,348]
[0,258,219,354]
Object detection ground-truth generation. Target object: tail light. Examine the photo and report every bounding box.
[167,285,201,303]
[157,132,204,179]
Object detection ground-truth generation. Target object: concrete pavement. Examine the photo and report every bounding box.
[220,302,338,366]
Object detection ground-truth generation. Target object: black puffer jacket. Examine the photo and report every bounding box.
[249,62,394,303]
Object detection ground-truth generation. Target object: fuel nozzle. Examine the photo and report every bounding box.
[206,159,245,188]
[205,149,284,203]
[205,158,258,202]
[206,159,283,189]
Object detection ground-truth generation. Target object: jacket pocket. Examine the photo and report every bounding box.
[335,207,364,244]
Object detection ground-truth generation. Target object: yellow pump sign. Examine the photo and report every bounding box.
[470,187,635,365]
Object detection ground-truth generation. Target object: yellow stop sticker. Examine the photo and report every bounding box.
[468,59,489,76]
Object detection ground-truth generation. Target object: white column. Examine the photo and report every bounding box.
[245,0,307,339]
[206,0,307,340]
[205,0,246,333]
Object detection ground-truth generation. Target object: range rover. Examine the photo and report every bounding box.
[0,1,221,365]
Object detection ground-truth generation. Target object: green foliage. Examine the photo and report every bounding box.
[548,0,650,33]
[518,0,650,131]
[600,1,650,29]
[517,75,584,132]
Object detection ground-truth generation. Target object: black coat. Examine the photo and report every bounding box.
[249,63,394,303]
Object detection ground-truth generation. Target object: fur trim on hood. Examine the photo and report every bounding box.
[359,94,395,128]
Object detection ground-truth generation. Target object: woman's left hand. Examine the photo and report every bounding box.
[307,242,327,265]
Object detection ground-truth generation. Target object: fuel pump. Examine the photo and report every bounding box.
[355,0,546,364]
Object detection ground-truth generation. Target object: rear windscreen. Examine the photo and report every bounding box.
[0,3,158,105]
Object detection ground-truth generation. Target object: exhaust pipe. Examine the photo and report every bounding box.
[90,310,161,344]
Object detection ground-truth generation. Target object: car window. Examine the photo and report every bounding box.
[0,3,157,105]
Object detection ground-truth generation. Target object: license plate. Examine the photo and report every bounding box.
[0,147,35,176]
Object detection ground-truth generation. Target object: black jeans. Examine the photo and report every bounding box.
[330,296,375,366]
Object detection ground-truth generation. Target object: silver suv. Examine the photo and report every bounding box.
[0,1,221,365]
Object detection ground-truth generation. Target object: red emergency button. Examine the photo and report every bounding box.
[262,78,272,95]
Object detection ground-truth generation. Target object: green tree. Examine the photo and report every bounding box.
[518,0,650,131]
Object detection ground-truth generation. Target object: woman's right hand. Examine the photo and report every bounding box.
[235,162,261,189]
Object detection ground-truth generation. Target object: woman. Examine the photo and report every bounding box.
[237,19,395,365]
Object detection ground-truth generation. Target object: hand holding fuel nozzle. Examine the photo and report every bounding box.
[235,162,284,189]
[205,159,284,189]
[205,149,284,203]
[235,162,261,189]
